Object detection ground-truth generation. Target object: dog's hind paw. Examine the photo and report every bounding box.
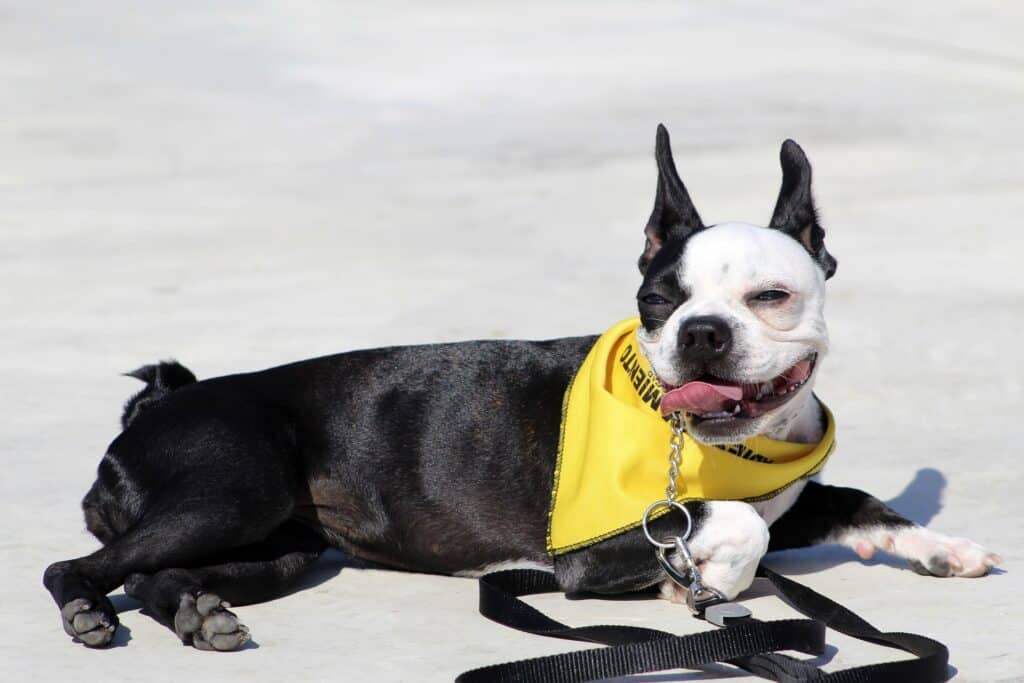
[60,598,117,647]
[174,593,250,651]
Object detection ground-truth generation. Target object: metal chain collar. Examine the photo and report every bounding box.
[664,413,684,503]
[641,412,690,549]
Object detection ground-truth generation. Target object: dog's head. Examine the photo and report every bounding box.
[636,125,836,445]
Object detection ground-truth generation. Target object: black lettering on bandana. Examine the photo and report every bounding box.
[619,344,663,412]
[643,382,662,411]
[723,444,773,464]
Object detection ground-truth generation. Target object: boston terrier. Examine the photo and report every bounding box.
[44,125,1001,651]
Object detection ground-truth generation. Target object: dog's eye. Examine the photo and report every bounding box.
[751,290,790,302]
[640,293,671,306]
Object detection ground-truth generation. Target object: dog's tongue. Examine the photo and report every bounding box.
[660,381,743,417]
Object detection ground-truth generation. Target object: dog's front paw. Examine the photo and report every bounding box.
[174,593,250,651]
[658,501,769,603]
[902,533,1002,578]
[845,526,1001,578]
[60,597,118,647]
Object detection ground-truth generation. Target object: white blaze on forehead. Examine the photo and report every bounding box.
[679,222,824,303]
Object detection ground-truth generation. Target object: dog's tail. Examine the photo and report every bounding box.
[121,360,197,429]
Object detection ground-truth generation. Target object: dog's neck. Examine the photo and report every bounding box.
[761,388,826,445]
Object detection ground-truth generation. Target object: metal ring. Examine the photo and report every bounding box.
[641,499,693,549]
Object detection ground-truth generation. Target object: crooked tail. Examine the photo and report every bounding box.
[121,360,197,428]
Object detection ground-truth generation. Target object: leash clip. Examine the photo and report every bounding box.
[656,538,735,616]
[655,544,753,626]
[656,542,751,625]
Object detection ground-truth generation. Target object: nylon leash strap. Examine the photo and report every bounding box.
[455,565,949,682]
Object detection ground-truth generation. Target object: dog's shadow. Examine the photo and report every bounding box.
[884,467,946,525]
[281,548,377,596]
[765,467,953,576]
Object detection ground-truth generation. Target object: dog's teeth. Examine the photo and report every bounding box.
[733,404,741,414]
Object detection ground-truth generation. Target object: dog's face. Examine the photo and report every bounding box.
[635,126,836,444]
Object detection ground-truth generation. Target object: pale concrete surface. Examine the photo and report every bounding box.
[2,1,1022,681]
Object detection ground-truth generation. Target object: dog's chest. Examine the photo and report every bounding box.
[750,480,807,526]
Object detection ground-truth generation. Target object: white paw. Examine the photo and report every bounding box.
[841,526,1002,578]
[658,501,769,603]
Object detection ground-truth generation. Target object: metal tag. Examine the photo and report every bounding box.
[704,601,752,627]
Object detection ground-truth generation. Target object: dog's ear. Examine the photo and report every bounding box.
[639,124,704,273]
[769,139,837,279]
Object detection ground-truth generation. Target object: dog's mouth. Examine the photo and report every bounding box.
[659,353,816,421]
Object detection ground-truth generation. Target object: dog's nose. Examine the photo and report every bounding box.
[678,316,733,363]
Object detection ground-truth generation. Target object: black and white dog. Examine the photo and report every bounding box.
[45,125,1000,651]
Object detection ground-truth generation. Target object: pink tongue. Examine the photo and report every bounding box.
[660,381,743,417]
[783,359,812,384]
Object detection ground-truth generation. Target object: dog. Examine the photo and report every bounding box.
[44,125,1001,651]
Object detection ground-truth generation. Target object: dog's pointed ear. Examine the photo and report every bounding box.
[639,124,704,273]
[769,139,837,279]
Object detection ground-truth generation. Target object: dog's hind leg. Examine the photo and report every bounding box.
[768,481,1002,577]
[123,521,327,650]
[44,476,296,648]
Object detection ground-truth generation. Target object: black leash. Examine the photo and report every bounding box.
[456,565,949,682]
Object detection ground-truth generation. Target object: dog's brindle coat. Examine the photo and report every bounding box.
[44,126,1000,650]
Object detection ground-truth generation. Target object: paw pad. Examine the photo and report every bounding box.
[60,598,116,648]
[174,593,250,651]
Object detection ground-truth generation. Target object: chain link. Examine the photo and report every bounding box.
[664,413,684,502]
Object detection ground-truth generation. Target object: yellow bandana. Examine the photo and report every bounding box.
[547,318,835,556]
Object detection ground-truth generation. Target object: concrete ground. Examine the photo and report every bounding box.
[2,1,1021,680]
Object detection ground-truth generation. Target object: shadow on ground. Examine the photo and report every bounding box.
[883,467,946,527]
[281,548,392,597]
